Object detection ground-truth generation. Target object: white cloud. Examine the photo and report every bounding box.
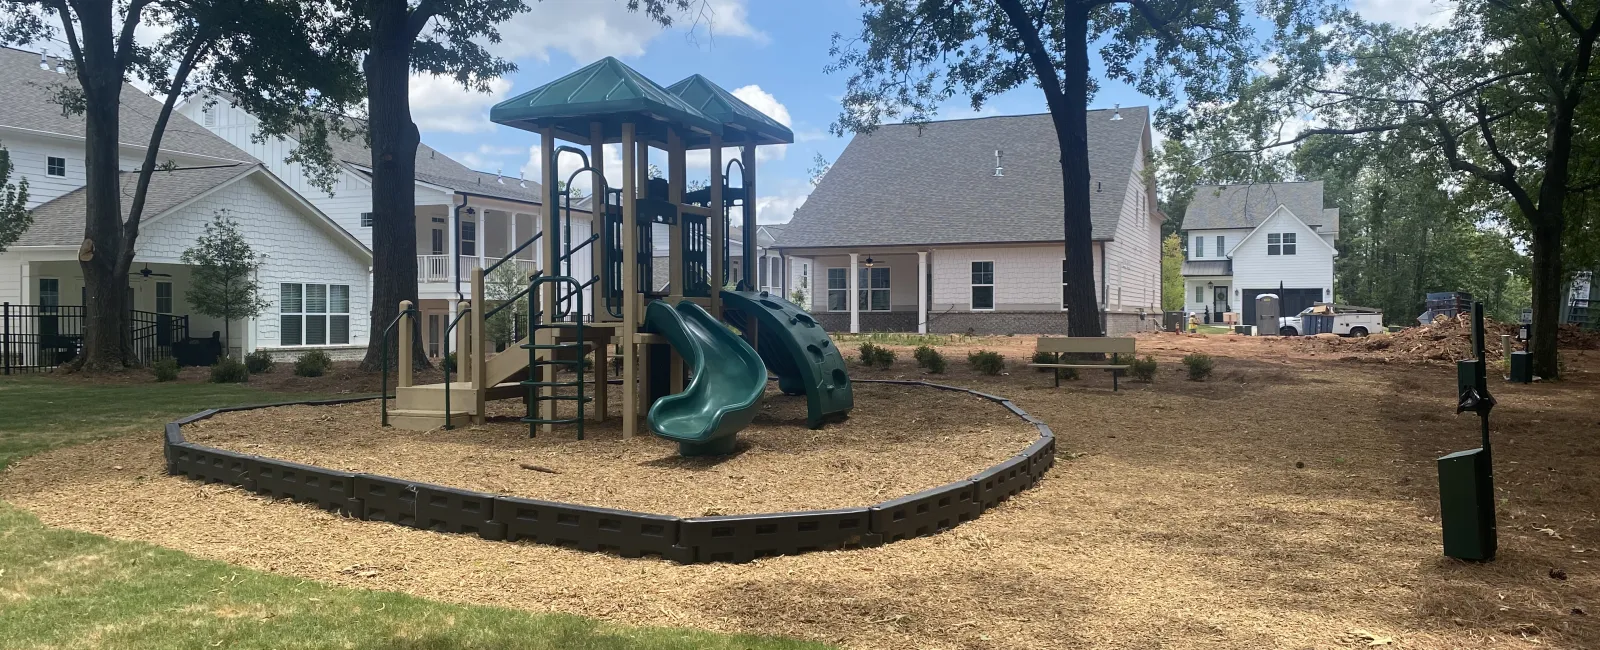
[410,74,513,134]
[488,0,766,63]
[522,142,627,191]
[757,191,808,224]
[1352,0,1453,27]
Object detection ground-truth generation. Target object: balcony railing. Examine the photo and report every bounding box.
[418,255,539,284]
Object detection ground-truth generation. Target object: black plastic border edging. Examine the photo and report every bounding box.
[163,380,1056,564]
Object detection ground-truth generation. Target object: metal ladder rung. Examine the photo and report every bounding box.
[532,394,593,403]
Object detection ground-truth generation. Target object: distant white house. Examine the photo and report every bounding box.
[1179,181,1339,327]
[0,46,372,364]
[772,108,1164,335]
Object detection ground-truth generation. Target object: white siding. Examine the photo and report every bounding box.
[930,243,1102,312]
[0,130,216,208]
[1228,206,1335,299]
[135,173,371,350]
[1107,138,1161,312]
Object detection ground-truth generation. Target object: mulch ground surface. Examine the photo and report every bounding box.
[181,383,1037,517]
[3,333,1597,649]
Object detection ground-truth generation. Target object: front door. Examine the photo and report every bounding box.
[1213,286,1229,318]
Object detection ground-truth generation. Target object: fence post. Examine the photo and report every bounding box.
[3,302,10,376]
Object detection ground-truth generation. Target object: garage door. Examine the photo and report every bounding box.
[1242,288,1322,326]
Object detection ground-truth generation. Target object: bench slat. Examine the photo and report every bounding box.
[1029,364,1130,370]
[1035,336,1136,354]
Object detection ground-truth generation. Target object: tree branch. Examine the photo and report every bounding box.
[113,0,156,71]
[120,33,210,273]
[47,0,83,65]
[1549,0,1585,33]
[406,0,440,40]
[993,0,1066,111]
[1474,98,1518,180]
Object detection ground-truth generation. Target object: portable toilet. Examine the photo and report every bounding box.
[1255,294,1281,335]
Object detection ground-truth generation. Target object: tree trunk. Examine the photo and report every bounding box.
[1527,217,1564,378]
[73,10,133,371]
[1053,5,1103,337]
[359,0,428,371]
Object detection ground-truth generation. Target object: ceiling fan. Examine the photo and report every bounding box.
[137,264,173,279]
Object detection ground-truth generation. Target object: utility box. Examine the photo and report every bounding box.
[1509,351,1533,383]
[1254,294,1281,335]
[1437,448,1497,561]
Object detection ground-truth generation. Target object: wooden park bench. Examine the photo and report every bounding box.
[1031,336,1136,391]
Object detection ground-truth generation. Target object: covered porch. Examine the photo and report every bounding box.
[778,247,932,334]
[1181,263,1235,324]
[4,259,196,370]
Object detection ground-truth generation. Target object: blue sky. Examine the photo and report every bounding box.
[411,0,1444,224]
[413,0,1162,225]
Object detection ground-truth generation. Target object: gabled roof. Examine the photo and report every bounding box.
[490,57,723,147]
[1181,181,1334,232]
[665,74,792,146]
[16,164,257,246]
[320,121,544,204]
[778,108,1149,249]
[0,47,252,162]
[1225,205,1338,257]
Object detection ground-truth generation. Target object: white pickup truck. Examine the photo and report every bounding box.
[1279,304,1384,337]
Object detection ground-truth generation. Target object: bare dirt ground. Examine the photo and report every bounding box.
[179,383,1037,517]
[3,332,1597,649]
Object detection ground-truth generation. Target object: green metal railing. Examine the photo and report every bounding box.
[379,305,420,427]
[522,275,593,438]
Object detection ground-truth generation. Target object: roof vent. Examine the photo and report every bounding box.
[55,59,65,74]
[993,149,1003,177]
[38,53,48,70]
[1096,180,1102,192]
[1110,104,1123,121]
[519,172,527,188]
[497,168,504,184]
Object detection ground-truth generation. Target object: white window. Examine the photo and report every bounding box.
[859,266,890,311]
[1268,232,1296,256]
[826,268,849,311]
[280,283,351,346]
[1061,259,1070,309]
[155,281,173,314]
[460,222,477,256]
[1193,236,1204,258]
[202,106,217,127]
[39,278,60,312]
[769,257,783,291]
[46,156,66,177]
[360,212,373,228]
[970,261,995,311]
[1195,285,1205,303]
[758,256,768,288]
[1215,235,1225,257]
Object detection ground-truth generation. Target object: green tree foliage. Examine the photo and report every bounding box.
[180,213,270,355]
[1160,233,1183,311]
[0,0,364,371]
[827,0,1325,336]
[484,263,530,351]
[1185,1,1600,377]
[0,141,28,253]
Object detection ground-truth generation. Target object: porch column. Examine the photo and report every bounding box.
[848,252,860,334]
[446,298,458,354]
[477,207,487,276]
[917,250,928,334]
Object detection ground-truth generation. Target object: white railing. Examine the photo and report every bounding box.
[418,255,542,284]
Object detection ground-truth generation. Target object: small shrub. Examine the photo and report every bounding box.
[858,342,881,365]
[152,358,179,382]
[1181,353,1214,381]
[924,350,947,374]
[244,349,274,374]
[871,346,895,370]
[442,352,457,374]
[1056,366,1080,380]
[913,345,937,367]
[1129,355,1158,383]
[210,357,248,383]
[294,349,334,378]
[1031,350,1056,372]
[968,350,1005,375]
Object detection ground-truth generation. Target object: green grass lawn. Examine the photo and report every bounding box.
[0,376,832,650]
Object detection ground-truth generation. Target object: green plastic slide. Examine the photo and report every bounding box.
[720,290,853,428]
[644,299,767,456]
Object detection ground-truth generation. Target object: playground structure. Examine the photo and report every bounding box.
[381,58,853,454]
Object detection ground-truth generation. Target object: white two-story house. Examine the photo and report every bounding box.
[0,47,372,366]
[1179,181,1339,327]
[180,92,595,359]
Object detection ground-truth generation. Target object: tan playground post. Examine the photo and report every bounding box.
[471,268,487,424]
[667,126,686,394]
[398,300,414,388]
[456,299,472,384]
[709,133,723,319]
[620,121,640,438]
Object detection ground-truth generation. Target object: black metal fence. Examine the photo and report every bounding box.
[2,303,188,374]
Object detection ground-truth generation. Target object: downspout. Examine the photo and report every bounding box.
[1100,241,1109,331]
[453,193,468,300]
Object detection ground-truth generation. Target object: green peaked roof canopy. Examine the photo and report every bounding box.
[665,74,794,146]
[490,57,722,146]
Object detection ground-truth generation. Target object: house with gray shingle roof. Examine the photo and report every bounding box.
[771,108,1164,335]
[0,46,373,364]
[1178,181,1339,328]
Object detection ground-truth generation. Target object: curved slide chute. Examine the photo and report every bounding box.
[644,300,767,456]
[720,290,853,429]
